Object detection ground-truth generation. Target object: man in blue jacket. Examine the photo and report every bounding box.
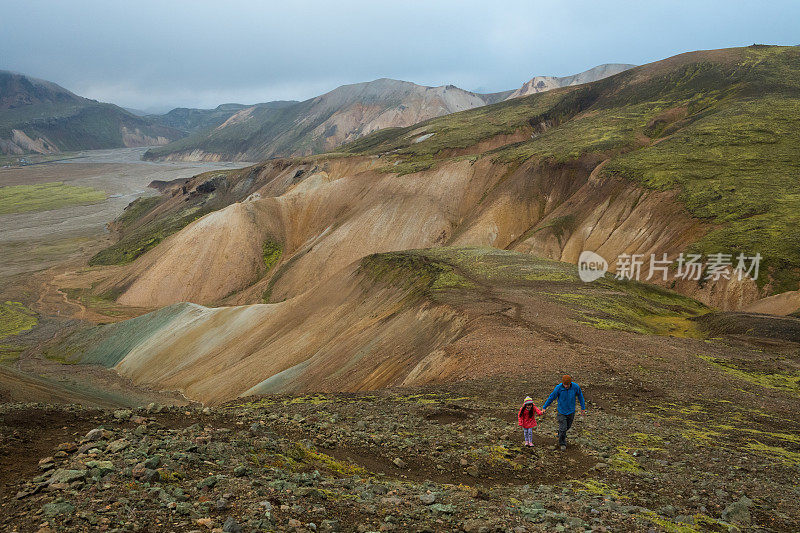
[542,374,586,450]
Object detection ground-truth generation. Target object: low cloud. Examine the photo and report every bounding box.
[2,0,798,110]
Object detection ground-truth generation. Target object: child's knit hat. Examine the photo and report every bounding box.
[523,396,534,404]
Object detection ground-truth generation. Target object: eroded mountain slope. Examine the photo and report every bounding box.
[54,247,726,403]
[81,45,800,315]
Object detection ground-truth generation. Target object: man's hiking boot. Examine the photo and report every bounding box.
[560,445,566,451]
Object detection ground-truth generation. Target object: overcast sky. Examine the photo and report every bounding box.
[1,0,798,112]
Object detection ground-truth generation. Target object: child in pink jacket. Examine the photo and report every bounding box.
[518,396,544,446]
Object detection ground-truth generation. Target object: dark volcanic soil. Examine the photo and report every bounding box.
[1,369,799,532]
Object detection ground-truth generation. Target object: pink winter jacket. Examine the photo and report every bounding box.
[518,402,544,429]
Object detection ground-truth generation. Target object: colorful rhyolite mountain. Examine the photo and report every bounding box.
[57,45,800,404]
[143,64,633,162]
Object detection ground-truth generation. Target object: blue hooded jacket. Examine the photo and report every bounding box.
[542,383,586,415]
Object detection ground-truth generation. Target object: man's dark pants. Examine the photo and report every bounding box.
[556,412,575,446]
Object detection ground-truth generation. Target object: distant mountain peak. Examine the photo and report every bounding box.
[0,70,184,155]
[145,64,633,162]
[506,63,636,100]
[0,70,86,111]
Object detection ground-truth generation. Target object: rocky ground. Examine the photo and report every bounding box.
[2,372,798,532]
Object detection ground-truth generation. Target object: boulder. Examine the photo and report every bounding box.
[48,469,87,485]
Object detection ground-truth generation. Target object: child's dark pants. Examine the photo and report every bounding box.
[557,412,575,446]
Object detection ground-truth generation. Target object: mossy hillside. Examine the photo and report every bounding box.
[89,202,211,266]
[497,47,800,164]
[112,195,163,231]
[0,182,105,215]
[0,301,37,340]
[360,247,708,336]
[0,343,25,364]
[696,354,800,396]
[536,48,800,293]
[339,46,800,293]
[358,250,476,298]
[144,100,319,161]
[604,95,800,292]
[551,275,708,336]
[337,88,567,167]
[1,96,183,154]
[419,247,577,283]
[0,301,37,364]
[89,168,242,266]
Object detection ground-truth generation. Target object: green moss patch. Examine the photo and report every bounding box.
[360,247,707,336]
[262,239,282,272]
[0,343,26,364]
[0,182,105,215]
[696,354,800,395]
[0,301,37,340]
[113,195,163,230]
[89,204,209,266]
[359,250,476,298]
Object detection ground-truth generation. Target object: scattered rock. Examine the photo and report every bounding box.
[320,519,340,532]
[722,496,753,526]
[419,492,436,505]
[216,498,230,510]
[113,409,132,421]
[85,460,115,476]
[57,442,78,453]
[107,438,130,453]
[42,500,75,517]
[83,428,105,442]
[197,475,219,489]
[429,503,455,514]
[48,468,87,485]
[223,516,243,533]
